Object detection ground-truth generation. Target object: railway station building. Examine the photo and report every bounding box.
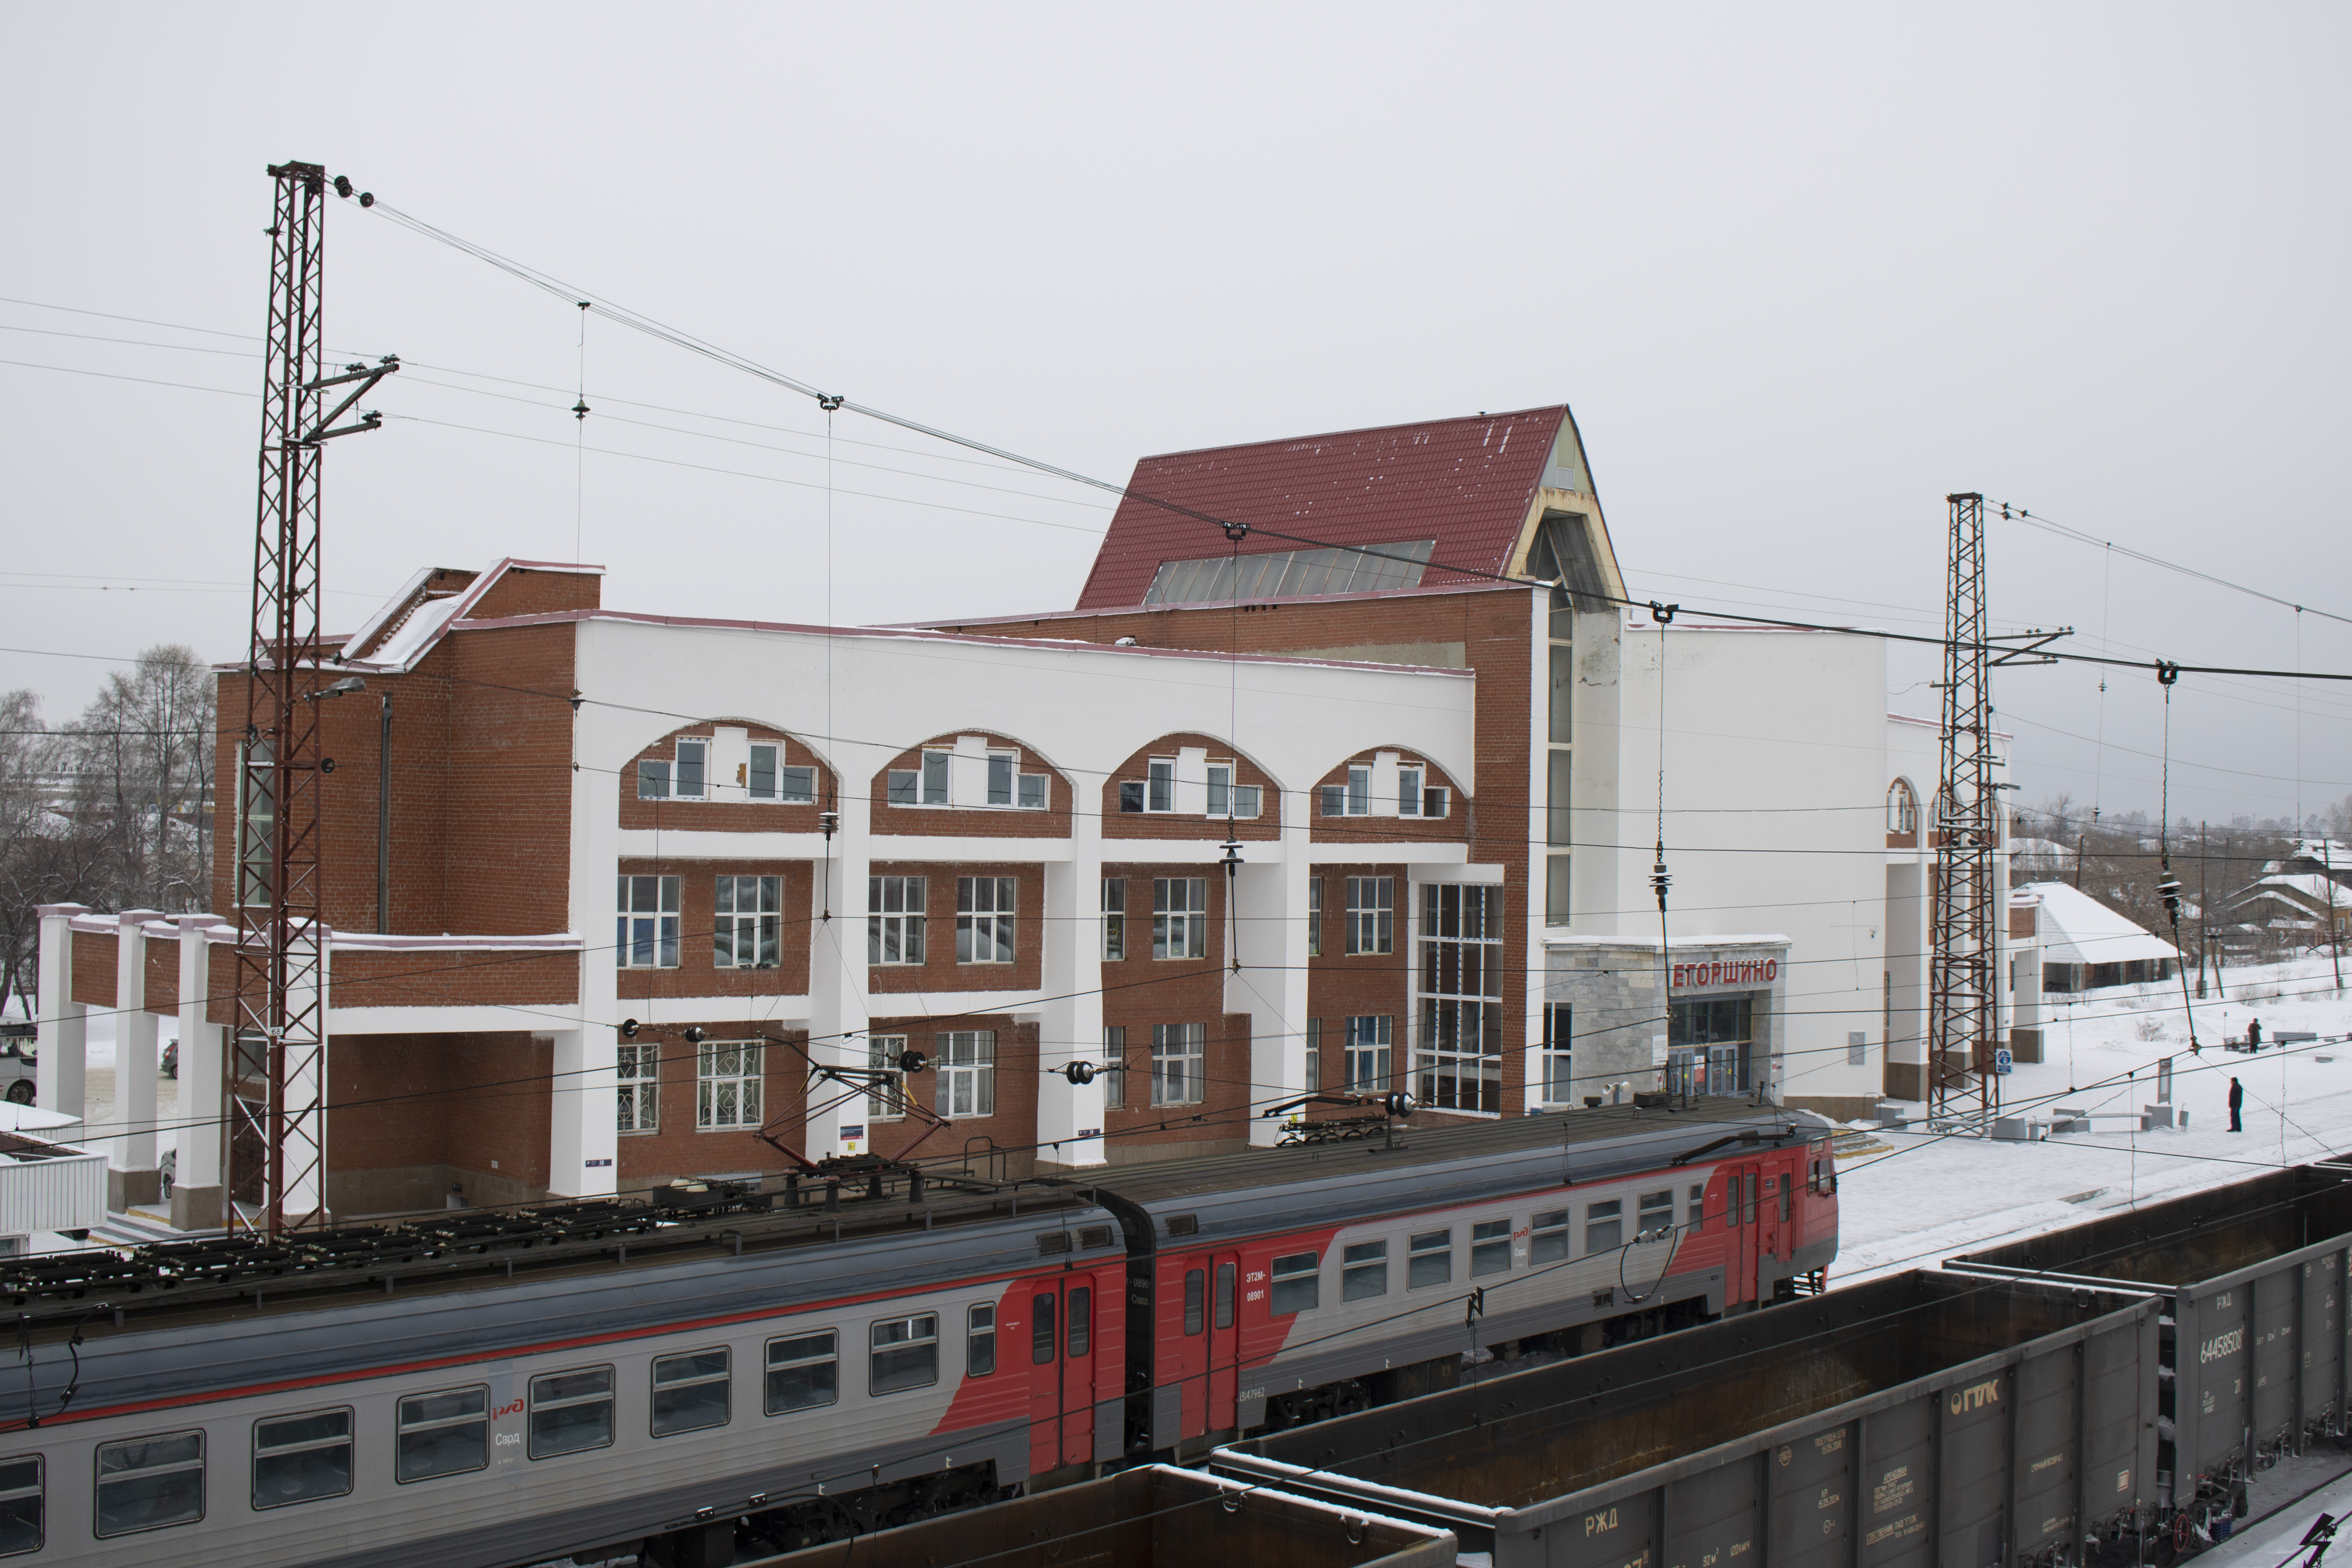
[35,404,1998,1226]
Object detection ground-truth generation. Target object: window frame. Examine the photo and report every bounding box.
[1540,1001,1574,1106]
[939,1030,996,1117]
[673,738,708,800]
[1101,877,1125,960]
[527,1365,618,1461]
[1152,877,1209,960]
[1343,876,1394,955]
[1398,765,1424,817]
[713,874,783,970]
[1145,757,1175,813]
[955,876,1018,965]
[1407,1229,1452,1290]
[967,1304,998,1377]
[1307,877,1322,957]
[867,875,928,966]
[869,1312,941,1396]
[0,1455,37,1559]
[1342,1239,1388,1301]
[867,1034,908,1122]
[1416,883,1504,1114]
[250,1406,355,1512]
[764,1329,840,1416]
[1150,1022,1205,1107]
[696,1039,763,1130]
[650,1346,733,1438]
[616,874,682,970]
[1470,1218,1512,1278]
[1102,1024,1127,1110]
[1638,1190,1676,1242]
[748,740,779,801]
[1183,1269,1205,1335]
[616,1041,659,1134]
[1270,1251,1319,1316]
[1585,1199,1624,1256]
[1531,1209,1570,1265]
[93,1429,205,1539]
[1343,1015,1392,1093]
[394,1384,490,1485]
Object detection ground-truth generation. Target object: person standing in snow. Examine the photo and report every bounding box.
[2249,1017,2263,1049]
[2229,1077,2245,1132]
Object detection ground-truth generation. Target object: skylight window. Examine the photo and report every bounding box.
[1142,540,1436,605]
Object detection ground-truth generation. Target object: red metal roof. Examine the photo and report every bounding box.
[1073,405,1571,611]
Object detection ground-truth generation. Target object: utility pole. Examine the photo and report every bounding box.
[1928,496,2064,1129]
[2197,820,2210,998]
[227,161,396,1236]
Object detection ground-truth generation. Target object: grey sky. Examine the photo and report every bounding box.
[3,5,2345,828]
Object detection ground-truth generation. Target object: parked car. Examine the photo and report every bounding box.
[164,1037,177,1080]
[0,1022,34,1104]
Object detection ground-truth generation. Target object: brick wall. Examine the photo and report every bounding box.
[866,861,1045,995]
[614,1025,808,1189]
[863,1015,1040,1169]
[1099,732,1281,844]
[1097,863,1248,1151]
[326,1030,552,1214]
[69,932,114,1007]
[620,725,836,833]
[615,858,815,999]
[466,563,601,622]
[333,949,580,1010]
[868,733,1074,840]
[1304,864,1412,1095]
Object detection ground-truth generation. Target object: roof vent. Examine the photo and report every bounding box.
[1078,1225,1115,1251]
[1165,1214,1199,1237]
[1035,1232,1072,1256]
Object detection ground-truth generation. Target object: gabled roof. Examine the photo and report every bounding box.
[1073,405,1609,611]
[2012,881,2180,966]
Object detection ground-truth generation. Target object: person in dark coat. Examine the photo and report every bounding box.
[2248,1017,2263,1048]
[2229,1077,2245,1132]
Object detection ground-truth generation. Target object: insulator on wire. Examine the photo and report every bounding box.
[2157,875,2183,920]
[1650,846,1671,912]
[1062,1061,1097,1085]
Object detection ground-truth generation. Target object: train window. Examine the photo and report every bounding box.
[765,1331,839,1414]
[1585,1201,1622,1254]
[871,1314,940,1394]
[1408,1230,1452,1289]
[1033,1294,1059,1365]
[1470,1220,1512,1277]
[1342,1240,1388,1300]
[1530,1210,1569,1264]
[395,1386,490,1482]
[1638,1192,1675,1241]
[1744,1174,1758,1226]
[529,1366,616,1458]
[93,1430,204,1538]
[967,1305,998,1376]
[1780,1184,1792,1224]
[1183,1269,1205,1335]
[0,1456,39,1556]
[1068,1288,1092,1357]
[1270,1253,1319,1314]
[651,1348,732,1437]
[1215,1264,1236,1329]
[1688,1184,1707,1231]
[252,1407,353,1509]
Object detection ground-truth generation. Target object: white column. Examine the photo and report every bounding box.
[546,1029,612,1197]
[115,910,163,1202]
[1036,813,1106,1167]
[173,915,224,1228]
[1229,810,1311,1149]
[803,789,871,1159]
[35,905,87,1122]
[280,921,328,1225]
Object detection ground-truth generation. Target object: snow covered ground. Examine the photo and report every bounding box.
[1837,956,2352,1283]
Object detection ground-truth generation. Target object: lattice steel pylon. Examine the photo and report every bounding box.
[1928,492,2000,1126]
[227,162,395,1235]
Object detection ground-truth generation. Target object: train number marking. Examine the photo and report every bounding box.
[1949,1377,2001,1414]
[495,1432,521,1448]
[1585,1506,1620,1537]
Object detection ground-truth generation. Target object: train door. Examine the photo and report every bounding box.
[1024,1274,1100,1473]
[1207,1253,1240,1435]
[1735,1163,1762,1305]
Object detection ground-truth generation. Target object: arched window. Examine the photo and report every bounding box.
[1886,780,1918,837]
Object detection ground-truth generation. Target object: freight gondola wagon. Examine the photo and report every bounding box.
[1948,1165,2352,1526]
[1211,1271,2159,1568]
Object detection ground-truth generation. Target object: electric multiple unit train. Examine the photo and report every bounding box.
[0,1099,1836,1567]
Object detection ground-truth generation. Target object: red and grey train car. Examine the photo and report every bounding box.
[0,1099,1832,1567]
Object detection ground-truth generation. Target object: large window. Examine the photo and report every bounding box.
[1585,1200,1623,1255]
[1342,1240,1387,1301]
[1886,780,1918,837]
[714,875,781,969]
[1147,757,1175,813]
[746,741,816,804]
[956,876,1017,964]
[1344,877,1394,955]
[1102,1025,1127,1109]
[237,740,274,907]
[697,1040,763,1129]
[651,1349,731,1437]
[1307,878,1322,957]
[1531,1209,1569,1265]
[1142,539,1435,605]
[529,1366,616,1458]
[1304,1017,1321,1093]
[939,1031,995,1116]
[868,876,927,965]
[1668,997,1754,1098]
[1418,884,1504,1113]
[638,738,705,799]
[1343,1015,1392,1092]
[967,1305,998,1376]
[1206,762,1262,819]
[617,875,681,969]
[0,1457,36,1558]
[252,1408,352,1510]
[395,1386,489,1483]
[1153,877,1208,959]
[616,1043,658,1133]
[764,1331,838,1414]
[1540,1001,1573,1105]
[1471,1219,1512,1277]
[1408,1230,1451,1289]
[870,1314,939,1394]
[94,1431,203,1537]
[1320,764,1372,817]
[867,1035,908,1122]
[1270,1252,1319,1315]
[1151,1022,1205,1107]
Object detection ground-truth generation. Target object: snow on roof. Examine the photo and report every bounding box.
[2013,881,2180,965]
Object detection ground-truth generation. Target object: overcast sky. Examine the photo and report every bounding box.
[4,5,2346,830]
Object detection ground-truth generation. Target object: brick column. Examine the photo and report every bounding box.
[172,915,225,1229]
[109,909,166,1209]
[34,904,87,1120]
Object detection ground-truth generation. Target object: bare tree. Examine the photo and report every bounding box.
[0,690,108,1016]
[64,646,216,915]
